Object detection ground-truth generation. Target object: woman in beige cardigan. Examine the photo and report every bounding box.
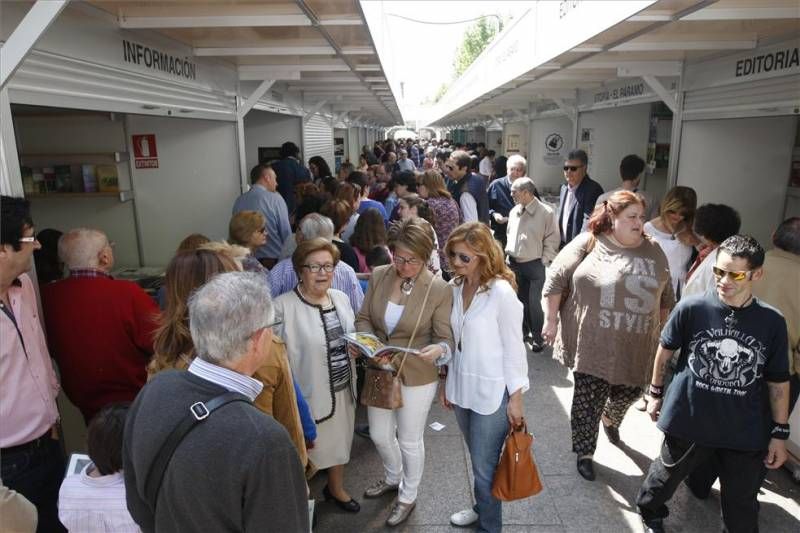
[355,217,454,526]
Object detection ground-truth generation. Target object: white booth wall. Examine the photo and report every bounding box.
[303,114,334,172]
[576,103,651,191]
[677,116,796,247]
[243,110,302,170]
[487,130,503,155]
[528,116,572,193]
[126,114,240,266]
[348,127,360,164]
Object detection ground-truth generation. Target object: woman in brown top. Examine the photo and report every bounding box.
[148,246,310,471]
[542,190,675,481]
[355,217,454,527]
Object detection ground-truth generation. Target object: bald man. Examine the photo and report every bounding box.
[41,228,159,423]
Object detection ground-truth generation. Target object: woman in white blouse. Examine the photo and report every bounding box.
[441,222,528,533]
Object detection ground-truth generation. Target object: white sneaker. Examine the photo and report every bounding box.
[450,508,479,527]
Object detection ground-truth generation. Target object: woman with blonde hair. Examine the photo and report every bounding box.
[355,217,454,526]
[440,222,527,532]
[228,210,269,274]
[397,193,440,274]
[644,185,698,298]
[542,190,674,481]
[417,170,460,274]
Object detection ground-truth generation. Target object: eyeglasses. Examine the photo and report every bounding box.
[302,263,335,273]
[712,266,753,282]
[393,255,421,267]
[19,231,37,244]
[448,251,474,264]
[563,165,584,172]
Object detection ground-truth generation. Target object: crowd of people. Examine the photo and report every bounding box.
[0,135,797,533]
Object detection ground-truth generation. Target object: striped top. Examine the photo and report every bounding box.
[321,305,351,391]
[58,463,140,532]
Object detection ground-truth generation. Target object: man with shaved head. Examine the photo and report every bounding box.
[42,228,159,423]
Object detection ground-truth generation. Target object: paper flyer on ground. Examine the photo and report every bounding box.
[343,332,420,359]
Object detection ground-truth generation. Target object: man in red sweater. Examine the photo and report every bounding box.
[42,228,158,424]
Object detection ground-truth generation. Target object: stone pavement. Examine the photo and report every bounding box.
[309,348,800,532]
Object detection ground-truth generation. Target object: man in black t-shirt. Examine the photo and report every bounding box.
[636,235,790,533]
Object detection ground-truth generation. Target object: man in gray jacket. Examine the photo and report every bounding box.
[123,272,308,532]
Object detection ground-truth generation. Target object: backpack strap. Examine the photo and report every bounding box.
[143,391,250,511]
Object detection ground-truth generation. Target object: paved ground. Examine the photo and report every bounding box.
[309,347,800,532]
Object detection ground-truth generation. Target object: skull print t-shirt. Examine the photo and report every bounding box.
[657,292,789,451]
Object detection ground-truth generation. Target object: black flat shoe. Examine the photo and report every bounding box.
[323,485,361,513]
[577,458,595,481]
[641,516,665,533]
[602,422,620,445]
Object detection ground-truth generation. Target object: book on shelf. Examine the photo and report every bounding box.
[343,332,420,359]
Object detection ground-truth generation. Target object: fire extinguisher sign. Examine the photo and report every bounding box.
[132,134,159,169]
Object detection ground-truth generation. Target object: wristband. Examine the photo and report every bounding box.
[648,384,664,399]
[771,423,790,440]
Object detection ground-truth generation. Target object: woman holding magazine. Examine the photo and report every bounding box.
[354,217,454,526]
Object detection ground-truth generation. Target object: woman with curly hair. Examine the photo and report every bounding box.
[441,222,528,532]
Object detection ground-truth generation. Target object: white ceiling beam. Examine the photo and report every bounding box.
[568,60,682,71]
[617,61,682,77]
[641,75,678,114]
[303,100,328,123]
[299,75,359,82]
[237,79,275,119]
[239,70,301,81]
[332,105,362,112]
[363,76,387,82]
[612,39,757,52]
[682,7,800,21]
[354,64,381,72]
[572,45,605,53]
[628,10,674,22]
[1,0,69,89]
[550,97,577,125]
[341,47,375,55]
[195,45,333,56]
[318,15,363,26]
[119,10,310,29]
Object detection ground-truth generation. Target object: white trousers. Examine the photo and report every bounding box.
[367,381,438,504]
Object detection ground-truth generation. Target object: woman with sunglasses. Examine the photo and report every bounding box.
[228,210,269,274]
[354,217,454,526]
[440,222,528,532]
[274,238,359,512]
[644,185,698,299]
[542,190,675,482]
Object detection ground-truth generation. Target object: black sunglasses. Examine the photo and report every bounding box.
[448,251,473,264]
[563,165,583,172]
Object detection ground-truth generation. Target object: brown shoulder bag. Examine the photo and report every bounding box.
[360,279,434,410]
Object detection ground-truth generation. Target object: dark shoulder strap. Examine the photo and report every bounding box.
[143,391,250,512]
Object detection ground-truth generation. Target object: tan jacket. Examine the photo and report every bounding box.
[253,336,308,468]
[356,265,454,386]
[753,248,800,375]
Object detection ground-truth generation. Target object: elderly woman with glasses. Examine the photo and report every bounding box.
[228,210,269,274]
[354,217,454,527]
[273,238,359,513]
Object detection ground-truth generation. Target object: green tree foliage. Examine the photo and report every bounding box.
[453,16,502,77]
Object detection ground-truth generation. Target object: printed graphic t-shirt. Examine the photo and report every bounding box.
[658,293,789,451]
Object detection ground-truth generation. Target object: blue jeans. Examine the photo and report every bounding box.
[454,394,509,533]
[0,436,66,532]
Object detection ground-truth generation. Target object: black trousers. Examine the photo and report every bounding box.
[685,373,799,499]
[509,258,545,344]
[1,436,67,533]
[637,433,766,533]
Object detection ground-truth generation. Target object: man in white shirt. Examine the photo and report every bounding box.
[478,150,495,180]
[447,151,489,224]
[395,149,416,172]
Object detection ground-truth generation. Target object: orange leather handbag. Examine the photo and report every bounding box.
[491,421,543,501]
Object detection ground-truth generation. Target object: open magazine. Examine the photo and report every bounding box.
[343,332,420,359]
